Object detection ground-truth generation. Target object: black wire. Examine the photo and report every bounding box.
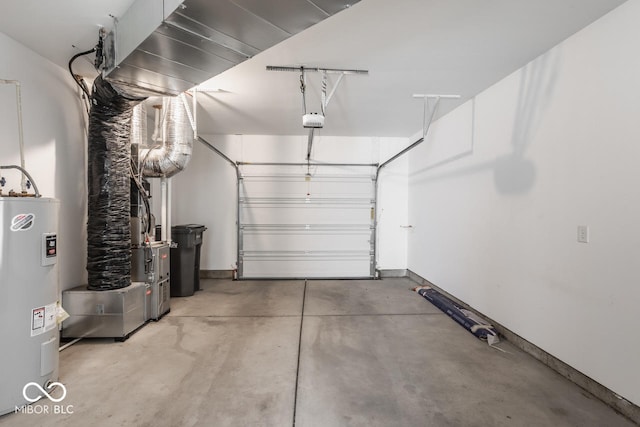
[82,95,90,116]
[94,33,104,70]
[68,47,96,100]
[143,191,152,234]
[130,159,153,234]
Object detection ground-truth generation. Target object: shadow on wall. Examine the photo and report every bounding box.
[411,49,560,196]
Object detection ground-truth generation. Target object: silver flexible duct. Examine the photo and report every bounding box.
[131,103,147,148]
[140,96,193,178]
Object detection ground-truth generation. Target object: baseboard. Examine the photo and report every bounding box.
[200,270,235,279]
[405,269,640,425]
[378,269,408,278]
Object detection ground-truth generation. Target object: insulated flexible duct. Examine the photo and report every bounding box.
[87,76,145,290]
[140,96,193,178]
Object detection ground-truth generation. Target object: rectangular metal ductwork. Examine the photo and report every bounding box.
[103,0,359,96]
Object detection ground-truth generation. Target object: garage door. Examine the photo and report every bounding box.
[238,163,376,279]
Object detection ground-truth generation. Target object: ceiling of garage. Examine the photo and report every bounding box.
[0,0,628,137]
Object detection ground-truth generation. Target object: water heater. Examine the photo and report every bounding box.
[0,197,60,415]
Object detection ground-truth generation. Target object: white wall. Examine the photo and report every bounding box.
[408,0,640,406]
[171,134,409,271]
[377,138,409,270]
[0,32,87,292]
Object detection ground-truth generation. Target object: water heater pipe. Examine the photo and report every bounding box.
[0,165,41,197]
[0,79,27,193]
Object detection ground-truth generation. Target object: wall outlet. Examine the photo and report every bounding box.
[577,225,589,243]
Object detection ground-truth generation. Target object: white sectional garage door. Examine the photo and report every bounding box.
[238,164,376,279]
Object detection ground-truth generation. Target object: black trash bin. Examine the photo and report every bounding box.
[185,224,206,291]
[170,224,206,297]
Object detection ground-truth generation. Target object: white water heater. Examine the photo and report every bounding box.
[0,197,60,415]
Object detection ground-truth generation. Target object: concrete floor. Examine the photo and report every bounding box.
[0,278,635,426]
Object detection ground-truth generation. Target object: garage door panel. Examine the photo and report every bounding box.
[241,177,374,198]
[241,256,372,279]
[241,205,372,225]
[238,165,375,279]
[243,230,371,252]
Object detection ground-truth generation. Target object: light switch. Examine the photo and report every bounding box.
[577,225,589,243]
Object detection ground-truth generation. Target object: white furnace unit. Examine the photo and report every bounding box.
[0,197,60,415]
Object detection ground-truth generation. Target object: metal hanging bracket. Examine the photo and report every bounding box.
[322,71,345,112]
[266,66,368,74]
[268,65,366,113]
[412,94,461,139]
[376,94,461,175]
[182,89,199,140]
[268,65,369,162]
[307,128,315,162]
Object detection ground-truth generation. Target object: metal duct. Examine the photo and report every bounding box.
[140,96,193,178]
[87,76,145,291]
[103,0,360,96]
